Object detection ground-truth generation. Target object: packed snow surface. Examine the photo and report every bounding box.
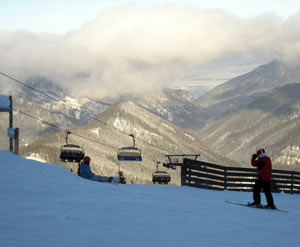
[1,150,300,247]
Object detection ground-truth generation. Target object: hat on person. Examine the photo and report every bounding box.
[83,156,91,164]
[256,149,266,158]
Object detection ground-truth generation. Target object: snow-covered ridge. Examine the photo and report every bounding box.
[26,153,47,163]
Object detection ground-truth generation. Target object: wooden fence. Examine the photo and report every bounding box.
[181,159,300,194]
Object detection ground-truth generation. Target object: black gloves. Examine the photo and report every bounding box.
[252,154,258,159]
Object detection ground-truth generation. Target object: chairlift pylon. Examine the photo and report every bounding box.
[60,130,85,163]
[163,154,200,169]
[117,133,142,162]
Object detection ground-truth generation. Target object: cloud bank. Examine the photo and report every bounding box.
[1,4,300,100]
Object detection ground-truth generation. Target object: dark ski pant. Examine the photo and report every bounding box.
[253,178,275,207]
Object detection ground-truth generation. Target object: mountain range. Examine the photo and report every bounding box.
[0,76,109,150]
[197,82,300,170]
[196,60,300,119]
[19,101,237,185]
[195,60,300,170]
[1,74,210,153]
[137,88,208,129]
[1,58,300,181]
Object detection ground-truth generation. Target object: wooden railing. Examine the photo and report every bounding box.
[181,159,300,194]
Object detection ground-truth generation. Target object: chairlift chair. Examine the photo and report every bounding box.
[152,171,171,184]
[152,162,171,184]
[60,130,85,163]
[117,134,142,162]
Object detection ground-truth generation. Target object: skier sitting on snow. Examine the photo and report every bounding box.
[78,156,120,184]
[249,149,276,209]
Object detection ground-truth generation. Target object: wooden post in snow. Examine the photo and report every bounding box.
[14,128,19,155]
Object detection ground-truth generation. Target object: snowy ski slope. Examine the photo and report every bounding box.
[0,150,300,247]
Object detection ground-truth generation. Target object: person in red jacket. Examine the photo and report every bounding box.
[250,149,276,209]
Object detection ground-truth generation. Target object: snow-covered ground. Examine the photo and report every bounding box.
[1,150,300,247]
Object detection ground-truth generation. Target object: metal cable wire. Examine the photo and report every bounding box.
[14,108,118,151]
[15,108,166,165]
[1,71,174,154]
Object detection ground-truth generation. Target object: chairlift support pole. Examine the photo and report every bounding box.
[1,96,18,154]
[163,154,200,169]
[165,154,200,161]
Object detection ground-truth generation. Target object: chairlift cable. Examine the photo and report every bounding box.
[15,108,165,165]
[16,110,172,181]
[1,71,174,154]
[0,72,62,103]
[14,108,119,151]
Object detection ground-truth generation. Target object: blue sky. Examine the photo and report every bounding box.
[1,0,300,34]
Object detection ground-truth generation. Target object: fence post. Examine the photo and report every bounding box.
[186,160,191,185]
[14,128,19,155]
[181,161,186,186]
[188,165,191,185]
[9,96,13,153]
[224,167,227,190]
[291,172,294,194]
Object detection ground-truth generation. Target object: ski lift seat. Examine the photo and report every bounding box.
[61,144,82,150]
[60,144,85,163]
[117,147,142,161]
[152,171,171,184]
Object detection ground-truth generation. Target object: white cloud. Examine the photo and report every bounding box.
[1,5,300,100]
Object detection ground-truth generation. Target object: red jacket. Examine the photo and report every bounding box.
[251,155,272,182]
